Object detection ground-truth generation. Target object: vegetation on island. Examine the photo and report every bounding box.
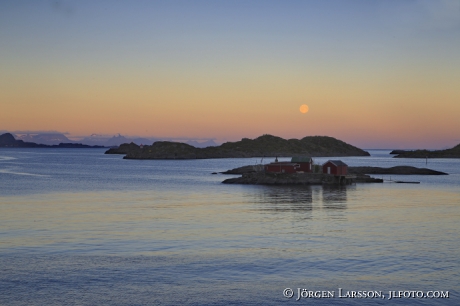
[105,134,370,159]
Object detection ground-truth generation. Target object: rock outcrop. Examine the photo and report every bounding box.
[347,166,447,175]
[104,142,141,154]
[389,150,408,154]
[220,165,258,174]
[106,134,370,159]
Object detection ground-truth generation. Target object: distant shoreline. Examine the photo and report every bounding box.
[391,144,460,158]
[0,133,105,148]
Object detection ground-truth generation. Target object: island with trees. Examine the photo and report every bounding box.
[105,134,370,159]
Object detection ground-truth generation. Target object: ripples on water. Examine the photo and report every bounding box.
[0,149,459,305]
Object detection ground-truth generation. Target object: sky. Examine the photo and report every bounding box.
[1,0,460,149]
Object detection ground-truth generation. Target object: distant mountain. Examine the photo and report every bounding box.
[131,137,154,146]
[185,139,217,148]
[80,134,216,147]
[15,133,72,145]
[393,143,460,158]
[106,134,370,159]
[0,133,104,148]
[12,132,216,147]
[104,134,133,147]
[80,134,155,147]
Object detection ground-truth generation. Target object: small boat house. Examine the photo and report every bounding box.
[264,162,299,173]
[323,160,348,175]
[264,156,313,174]
[291,156,313,172]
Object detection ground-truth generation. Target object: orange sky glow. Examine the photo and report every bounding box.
[1,1,459,149]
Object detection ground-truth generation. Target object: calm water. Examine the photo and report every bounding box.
[1,149,459,305]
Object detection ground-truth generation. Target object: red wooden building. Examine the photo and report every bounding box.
[323,160,348,175]
[264,162,299,173]
[291,157,313,172]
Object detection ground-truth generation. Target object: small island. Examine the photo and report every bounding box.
[220,162,447,185]
[392,143,460,158]
[105,134,370,159]
[222,172,384,185]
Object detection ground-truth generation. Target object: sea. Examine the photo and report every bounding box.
[0,148,459,305]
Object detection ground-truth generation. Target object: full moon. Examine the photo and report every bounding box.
[299,104,309,113]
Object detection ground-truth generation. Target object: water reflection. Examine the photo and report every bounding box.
[322,185,348,210]
[250,185,351,216]
[253,185,313,214]
[321,186,350,221]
